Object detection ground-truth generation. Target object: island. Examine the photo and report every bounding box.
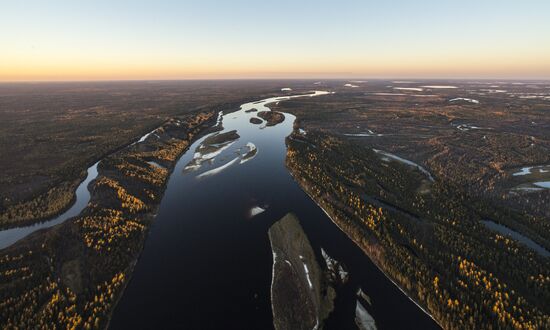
[249,117,263,125]
[268,213,335,330]
[257,111,285,127]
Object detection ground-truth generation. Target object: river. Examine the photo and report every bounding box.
[109,92,439,329]
[0,161,99,249]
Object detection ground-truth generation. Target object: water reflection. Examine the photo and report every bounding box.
[110,91,439,329]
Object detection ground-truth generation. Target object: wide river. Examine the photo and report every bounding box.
[108,91,439,329]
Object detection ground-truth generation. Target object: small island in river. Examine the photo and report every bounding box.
[257,111,285,127]
[268,213,335,330]
[249,117,263,125]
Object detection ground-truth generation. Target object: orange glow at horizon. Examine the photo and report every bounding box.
[2,1,550,82]
[2,53,550,81]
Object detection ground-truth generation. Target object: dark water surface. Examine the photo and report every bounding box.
[110,92,439,329]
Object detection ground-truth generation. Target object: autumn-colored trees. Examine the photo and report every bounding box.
[286,130,550,330]
[0,181,79,227]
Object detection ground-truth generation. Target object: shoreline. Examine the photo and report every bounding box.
[286,168,444,329]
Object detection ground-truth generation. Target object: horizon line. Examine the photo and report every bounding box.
[2,77,550,84]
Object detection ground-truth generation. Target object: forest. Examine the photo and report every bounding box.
[286,129,549,329]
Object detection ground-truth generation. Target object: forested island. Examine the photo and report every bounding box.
[269,213,335,330]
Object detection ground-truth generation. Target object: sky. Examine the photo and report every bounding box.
[1,0,550,81]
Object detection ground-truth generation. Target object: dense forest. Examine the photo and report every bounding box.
[286,130,549,330]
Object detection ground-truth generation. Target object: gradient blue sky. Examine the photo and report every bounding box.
[1,0,549,80]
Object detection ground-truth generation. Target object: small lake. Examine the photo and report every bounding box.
[109,92,439,329]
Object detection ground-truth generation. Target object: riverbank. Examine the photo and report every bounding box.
[287,169,442,328]
[0,111,219,328]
